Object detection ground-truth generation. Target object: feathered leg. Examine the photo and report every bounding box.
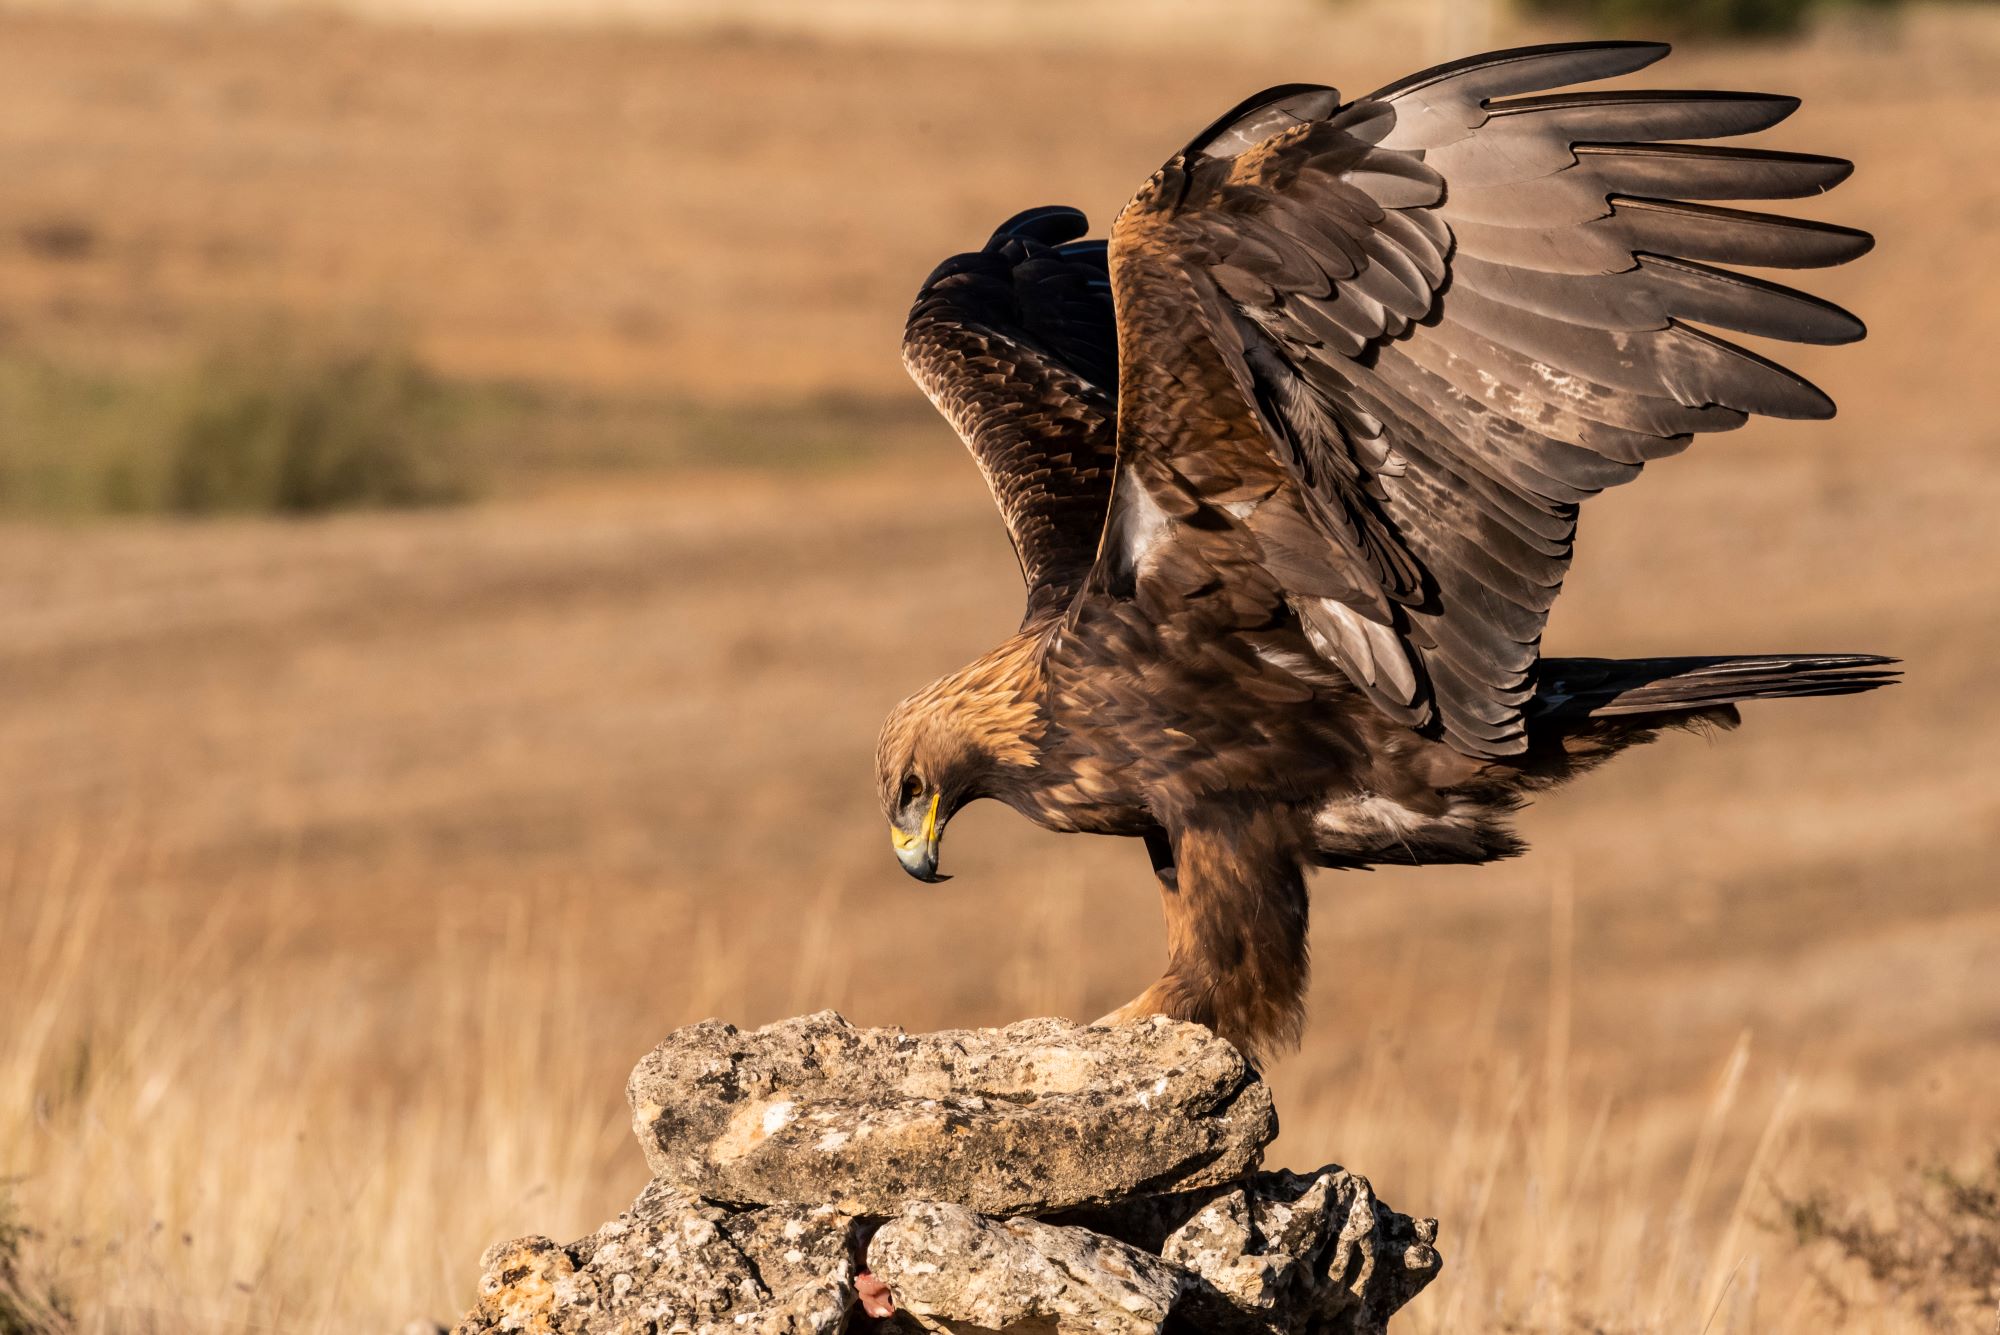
[1100,810,1310,1066]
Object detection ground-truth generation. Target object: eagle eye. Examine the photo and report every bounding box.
[899,774,923,807]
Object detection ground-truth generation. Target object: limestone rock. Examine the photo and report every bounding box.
[627,1011,1276,1215]
[868,1201,1185,1334]
[455,1015,1443,1334]
[451,1181,855,1335]
[1158,1168,1441,1334]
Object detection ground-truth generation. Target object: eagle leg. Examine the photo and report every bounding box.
[1098,811,1310,1068]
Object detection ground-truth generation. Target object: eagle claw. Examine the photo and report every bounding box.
[1094,984,1176,1030]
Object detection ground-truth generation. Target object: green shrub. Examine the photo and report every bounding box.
[0,328,479,519]
[0,330,933,519]
[165,331,474,516]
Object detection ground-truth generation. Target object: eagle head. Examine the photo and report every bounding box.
[874,650,1043,884]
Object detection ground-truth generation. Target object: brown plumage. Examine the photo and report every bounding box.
[874,42,1897,1064]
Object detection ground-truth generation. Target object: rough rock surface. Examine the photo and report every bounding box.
[456,1013,1440,1335]
[1155,1168,1441,1333]
[454,1181,855,1335]
[869,1201,1184,1334]
[628,1011,1276,1215]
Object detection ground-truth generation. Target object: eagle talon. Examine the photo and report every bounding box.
[1095,992,1171,1029]
[1095,979,1194,1033]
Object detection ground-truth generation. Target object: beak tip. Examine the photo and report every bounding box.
[896,854,947,884]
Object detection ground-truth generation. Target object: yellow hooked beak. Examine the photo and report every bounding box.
[891,792,948,883]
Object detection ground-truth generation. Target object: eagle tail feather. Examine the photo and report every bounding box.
[1488,653,1899,790]
[1534,653,1900,720]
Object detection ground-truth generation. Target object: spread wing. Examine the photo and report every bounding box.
[904,206,1121,623]
[1104,42,1871,756]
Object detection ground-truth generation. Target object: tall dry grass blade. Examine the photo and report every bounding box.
[1436,1064,1532,1331]
[1652,1029,1755,1321]
[1700,1074,1801,1324]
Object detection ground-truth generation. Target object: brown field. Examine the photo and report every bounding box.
[2,4,1999,1332]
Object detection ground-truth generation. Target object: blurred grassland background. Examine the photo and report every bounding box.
[1,0,1998,1331]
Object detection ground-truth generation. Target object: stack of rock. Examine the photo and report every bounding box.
[453,1012,1441,1334]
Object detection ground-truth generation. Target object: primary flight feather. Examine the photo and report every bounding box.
[876,41,1895,1062]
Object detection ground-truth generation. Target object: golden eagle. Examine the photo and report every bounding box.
[875,42,1894,1061]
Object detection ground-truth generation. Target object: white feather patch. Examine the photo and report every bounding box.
[1310,597,1418,703]
[1108,467,1172,578]
[1252,644,1344,684]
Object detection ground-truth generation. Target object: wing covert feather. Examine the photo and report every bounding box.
[904,207,1121,622]
[1102,41,1870,755]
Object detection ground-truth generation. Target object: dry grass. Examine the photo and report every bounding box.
[1,5,1998,1333]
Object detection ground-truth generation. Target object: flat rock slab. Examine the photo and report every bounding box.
[628,1011,1276,1216]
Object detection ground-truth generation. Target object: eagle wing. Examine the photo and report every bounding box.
[903,206,1121,623]
[1102,42,1870,756]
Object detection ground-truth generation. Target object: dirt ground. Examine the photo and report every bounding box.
[1,5,1997,1332]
